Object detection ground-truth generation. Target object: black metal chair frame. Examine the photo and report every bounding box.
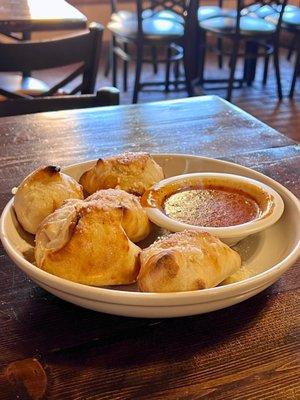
[0,23,103,99]
[105,0,161,81]
[286,31,298,61]
[0,87,120,117]
[198,0,288,101]
[240,5,300,97]
[289,30,299,98]
[198,0,227,69]
[109,0,196,103]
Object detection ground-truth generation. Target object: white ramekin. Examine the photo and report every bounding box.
[142,173,284,246]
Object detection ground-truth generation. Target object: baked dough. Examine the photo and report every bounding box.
[14,166,84,234]
[221,265,252,285]
[138,230,241,292]
[35,199,141,286]
[79,152,164,196]
[86,189,150,242]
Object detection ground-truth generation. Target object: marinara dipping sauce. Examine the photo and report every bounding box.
[163,185,261,227]
[141,174,280,246]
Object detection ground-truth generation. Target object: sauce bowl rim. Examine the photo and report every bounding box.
[143,172,285,238]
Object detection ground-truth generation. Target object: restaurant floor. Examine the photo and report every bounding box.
[35,49,300,142]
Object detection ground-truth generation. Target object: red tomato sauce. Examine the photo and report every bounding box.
[163,185,260,227]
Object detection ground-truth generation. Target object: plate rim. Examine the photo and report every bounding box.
[1,153,299,306]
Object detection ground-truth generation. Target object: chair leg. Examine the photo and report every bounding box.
[287,44,294,61]
[165,46,172,92]
[227,41,239,102]
[263,54,269,85]
[244,41,258,87]
[289,45,300,98]
[105,40,112,78]
[217,38,223,69]
[22,31,31,78]
[184,69,194,96]
[112,36,117,87]
[273,45,283,100]
[133,44,143,104]
[123,43,128,92]
[174,60,180,90]
[183,51,194,97]
[198,30,207,85]
[287,33,296,61]
[151,46,158,74]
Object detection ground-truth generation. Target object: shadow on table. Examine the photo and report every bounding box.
[1,283,278,398]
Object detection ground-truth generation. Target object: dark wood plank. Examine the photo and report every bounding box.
[64,46,298,142]
[1,286,298,399]
[31,289,300,400]
[0,0,87,32]
[0,96,298,399]
[226,145,300,196]
[0,96,294,173]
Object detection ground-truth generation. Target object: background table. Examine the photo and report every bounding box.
[0,0,87,80]
[0,96,299,399]
[0,0,87,33]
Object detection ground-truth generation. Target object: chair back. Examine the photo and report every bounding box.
[0,87,120,117]
[135,0,194,37]
[138,0,188,15]
[238,0,288,35]
[0,23,103,98]
[197,0,225,9]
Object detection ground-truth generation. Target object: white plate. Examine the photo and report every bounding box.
[1,154,300,318]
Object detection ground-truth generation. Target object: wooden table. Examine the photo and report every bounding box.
[0,96,299,400]
[0,0,87,33]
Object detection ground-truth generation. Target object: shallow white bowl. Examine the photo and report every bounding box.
[1,154,300,318]
[143,172,285,246]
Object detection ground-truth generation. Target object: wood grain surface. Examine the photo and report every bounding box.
[0,0,87,32]
[0,95,299,400]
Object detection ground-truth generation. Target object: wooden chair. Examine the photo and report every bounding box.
[0,23,103,99]
[0,87,120,117]
[198,0,288,101]
[107,0,197,103]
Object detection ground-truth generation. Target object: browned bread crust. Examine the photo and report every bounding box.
[86,189,151,242]
[138,230,241,292]
[14,166,83,234]
[79,152,164,196]
[35,198,141,286]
